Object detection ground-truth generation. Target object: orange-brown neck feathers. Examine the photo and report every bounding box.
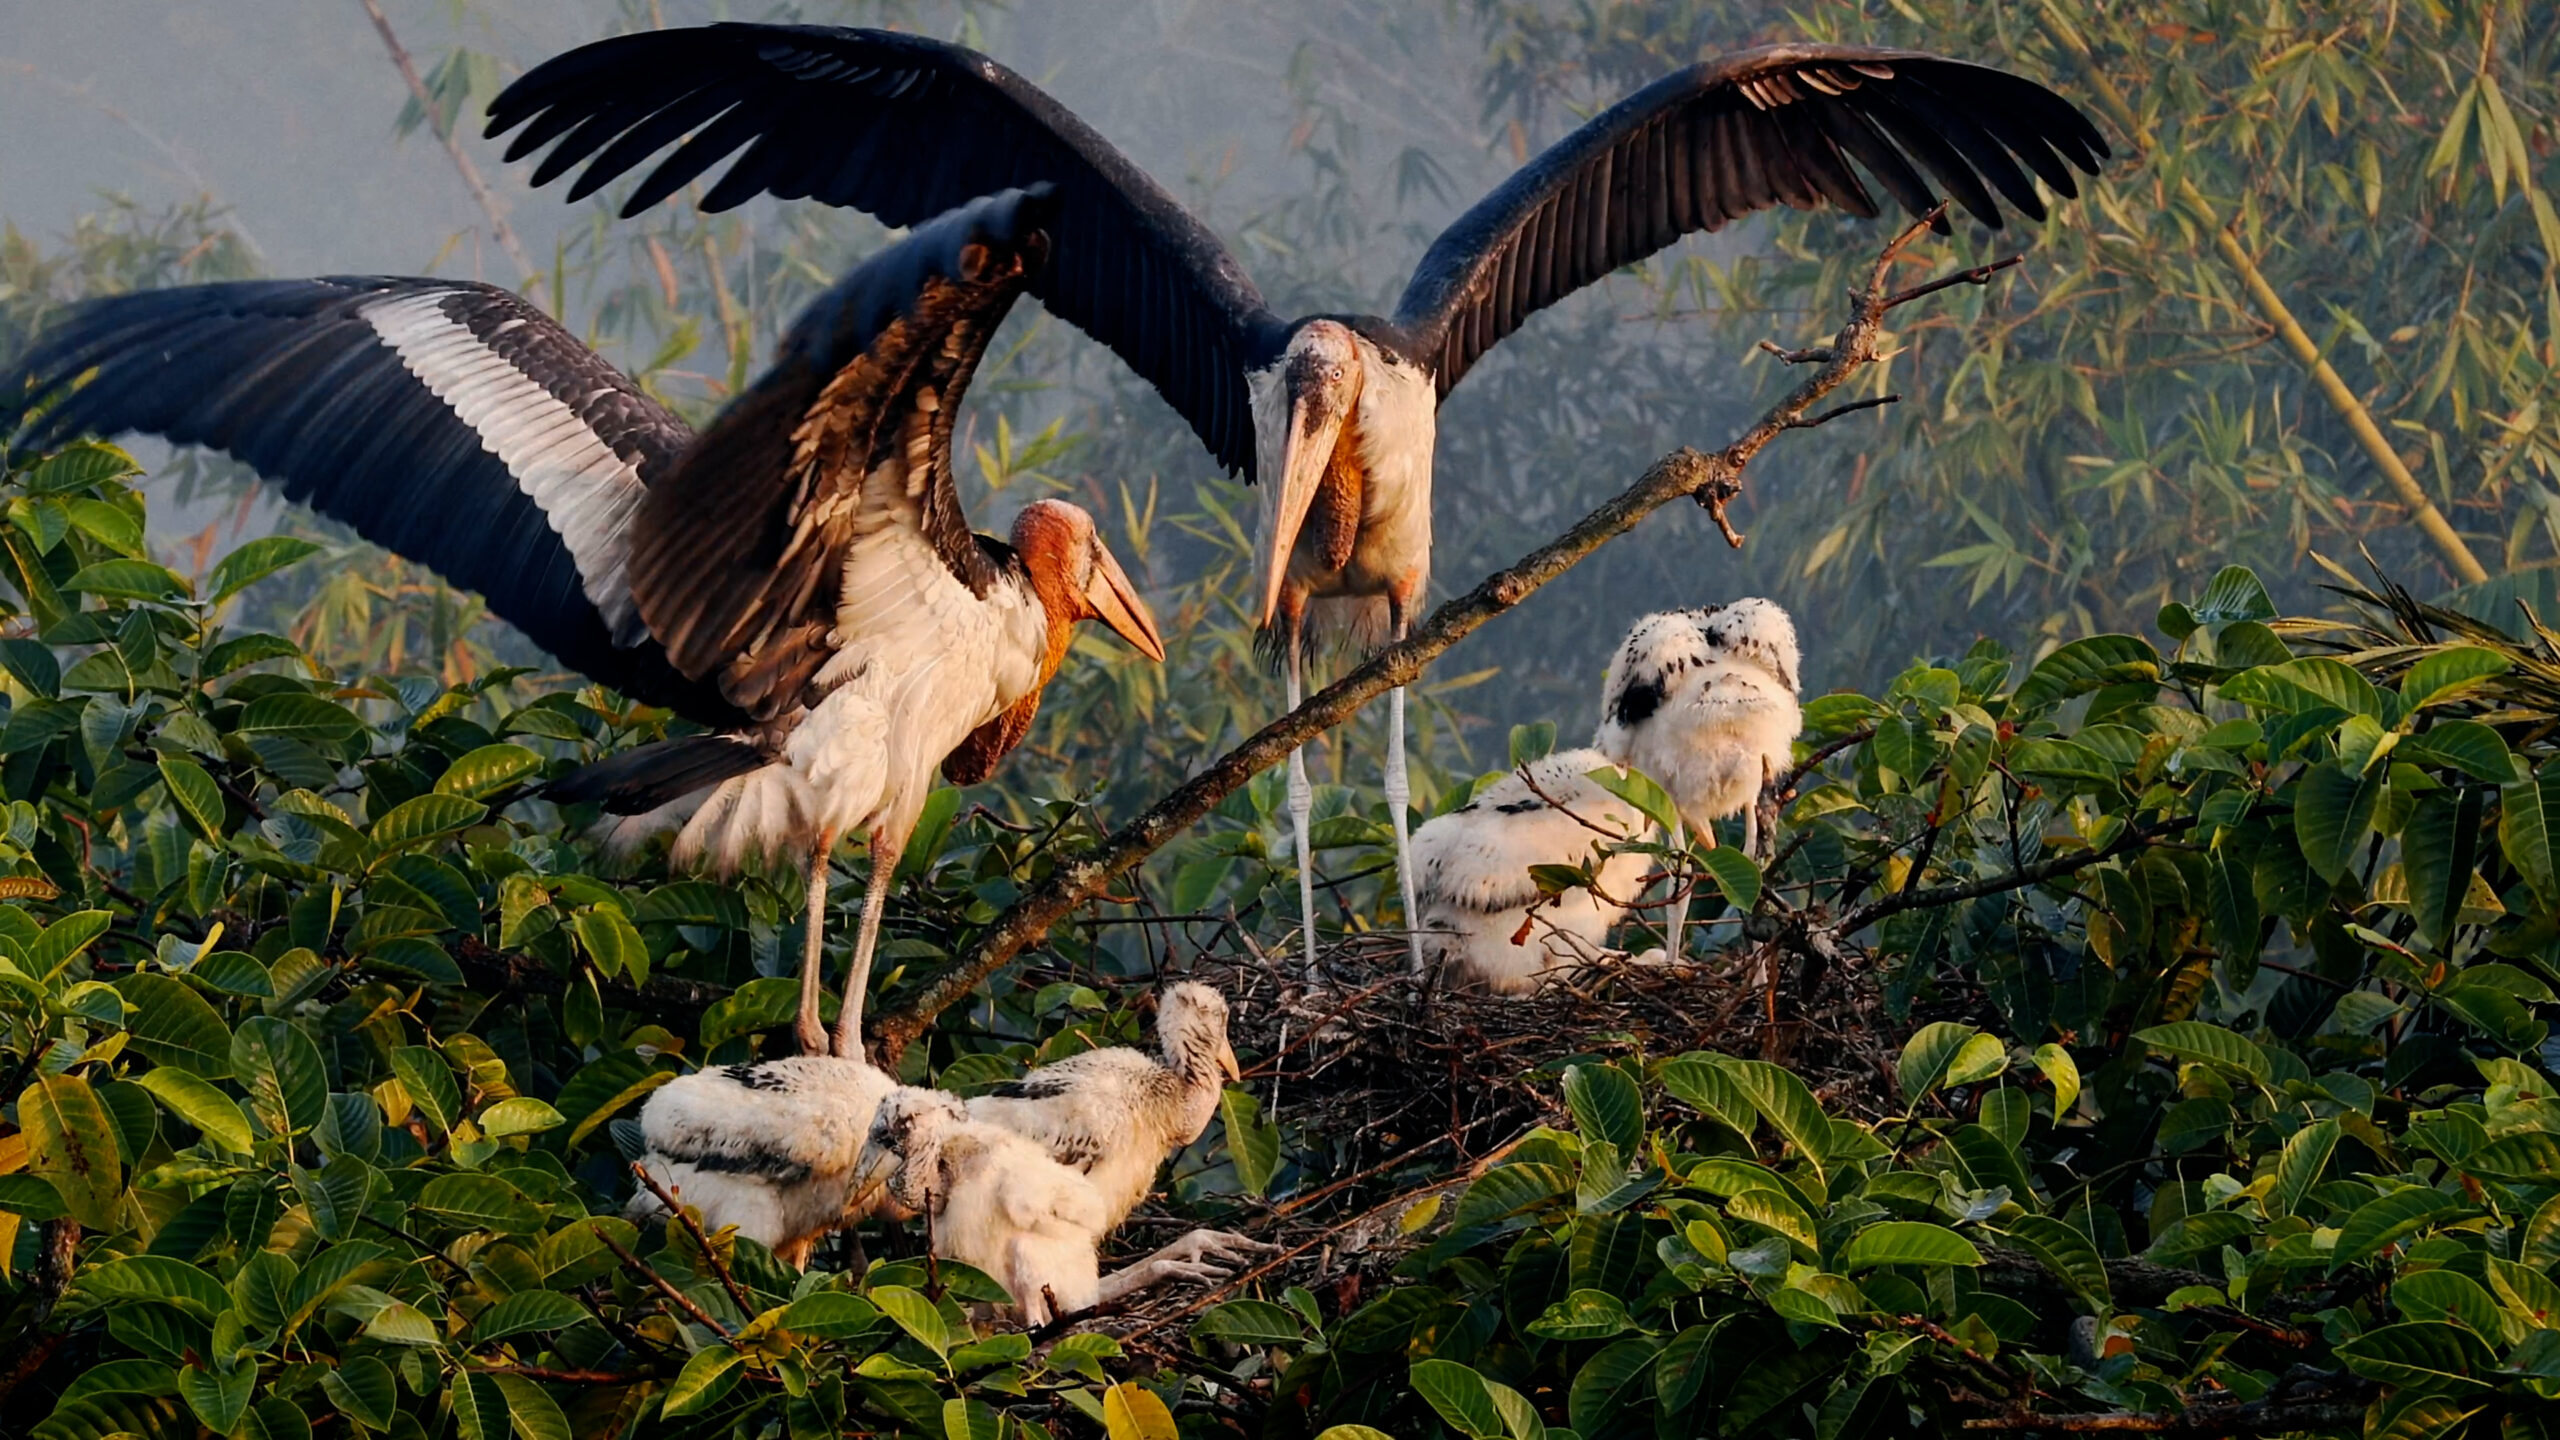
[1010,499,1091,686]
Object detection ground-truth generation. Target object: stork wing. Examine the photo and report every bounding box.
[629,188,1042,709]
[2,278,736,722]
[1394,47,2109,397]
[488,24,1283,477]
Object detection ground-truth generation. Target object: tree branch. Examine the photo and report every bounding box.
[1838,816,2198,935]
[870,212,1953,1062]
[357,0,538,287]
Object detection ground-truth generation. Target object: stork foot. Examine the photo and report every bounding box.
[1156,1228,1279,1267]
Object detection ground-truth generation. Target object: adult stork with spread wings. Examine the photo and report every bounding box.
[486,26,2108,974]
[3,186,1164,1057]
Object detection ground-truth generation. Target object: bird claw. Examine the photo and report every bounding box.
[1160,1228,1277,1267]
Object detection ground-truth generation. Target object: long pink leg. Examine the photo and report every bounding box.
[832,830,896,1058]
[795,832,837,1056]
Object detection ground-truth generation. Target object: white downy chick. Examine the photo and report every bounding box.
[626,1054,897,1268]
[1593,599,1802,855]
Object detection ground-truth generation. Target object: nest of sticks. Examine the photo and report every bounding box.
[1069,923,1932,1355]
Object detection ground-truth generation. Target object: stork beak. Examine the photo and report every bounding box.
[851,1137,899,1204]
[1083,540,1166,662]
[1217,1039,1242,1084]
[1255,381,1347,629]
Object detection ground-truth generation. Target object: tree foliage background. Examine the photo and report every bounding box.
[4,2,2560,1438]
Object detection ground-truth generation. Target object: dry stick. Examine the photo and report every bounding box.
[630,1161,757,1321]
[2032,14,2485,585]
[871,210,1957,1062]
[357,0,539,287]
[1836,814,2199,934]
[591,1221,738,1344]
[1957,1395,2370,1435]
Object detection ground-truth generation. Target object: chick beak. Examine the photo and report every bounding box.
[1256,377,1348,629]
[850,1138,899,1203]
[1217,1039,1242,1084]
[1082,540,1166,662]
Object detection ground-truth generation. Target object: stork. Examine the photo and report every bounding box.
[1409,747,1657,993]
[3,187,1165,1059]
[858,1088,1253,1326]
[484,24,2111,976]
[1593,599,1803,958]
[965,980,1266,1272]
[626,1054,898,1269]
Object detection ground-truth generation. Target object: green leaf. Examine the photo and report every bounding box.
[1562,1063,1643,1153]
[66,558,188,601]
[2335,1321,2494,1392]
[2394,1270,2505,1341]
[2193,565,2277,622]
[2397,720,2513,782]
[156,757,227,840]
[1897,1022,1979,1102]
[872,1285,951,1357]
[1193,1299,1307,1346]
[1726,1059,1834,1176]
[944,1397,1005,1440]
[1838,1220,1982,1270]
[476,1096,564,1139]
[237,693,364,745]
[2335,1187,2472,1264]
[177,1364,252,1435]
[1660,1055,1757,1138]
[488,1373,570,1440]
[391,1046,462,1135]
[1412,1358,1508,1438]
[2012,635,2161,711]
[1452,1163,1573,1229]
[28,910,113,980]
[231,1015,327,1138]
[209,536,323,603]
[1728,1188,1819,1255]
[232,1248,297,1333]
[1693,845,1761,911]
[1531,1289,1637,1348]
[416,1173,548,1234]
[2294,759,2384,882]
[133,1067,252,1154]
[79,1254,233,1317]
[556,1054,676,1149]
[657,1345,744,1418]
[1944,1032,2009,1087]
[2401,647,2511,710]
[2458,1131,2560,1179]
[2402,789,2481,949]
[19,1073,122,1228]
[0,1173,66,1220]
[2004,1215,2108,1302]
[28,441,141,493]
[1566,1337,1661,1439]
[320,1357,396,1430]
[1585,763,1682,839]
[2364,1396,2484,1440]
[2133,1022,2271,1082]
[469,1290,587,1345]
[778,1291,881,1339]
[369,793,484,849]
[1219,1086,1281,1198]
[2030,1044,2080,1118]
[570,907,646,981]
[2502,772,2559,908]
[2222,657,2383,718]
[2267,1118,2339,1220]
[114,973,233,1076]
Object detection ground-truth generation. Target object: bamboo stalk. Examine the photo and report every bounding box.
[2034,14,2487,585]
[358,0,539,288]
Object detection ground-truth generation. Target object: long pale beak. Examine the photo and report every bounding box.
[1255,389,1344,629]
[1217,1039,1242,1083]
[851,1138,899,1203]
[1083,541,1166,662]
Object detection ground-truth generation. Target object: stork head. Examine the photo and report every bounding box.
[1011,499,1167,664]
[1254,320,1366,627]
[1155,981,1241,1084]
[1595,610,1717,752]
[854,1086,968,1214]
[1700,598,1801,694]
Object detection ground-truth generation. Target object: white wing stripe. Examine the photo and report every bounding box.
[361,291,647,644]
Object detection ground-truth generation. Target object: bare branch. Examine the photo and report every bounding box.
[1839,816,2199,934]
[1787,394,1901,430]
[357,0,538,287]
[1885,253,2023,309]
[629,1162,757,1322]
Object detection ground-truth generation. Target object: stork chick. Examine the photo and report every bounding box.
[625,1054,898,1269]
[1409,747,1658,994]
[966,981,1243,1233]
[1592,599,1803,956]
[859,1089,1242,1326]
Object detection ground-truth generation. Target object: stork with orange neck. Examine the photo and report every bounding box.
[4,186,1164,1057]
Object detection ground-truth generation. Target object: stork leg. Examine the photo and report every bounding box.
[832,829,896,1059]
[795,832,837,1056]
[1384,612,1424,978]
[1093,1229,1278,1307]
[1286,641,1319,975]
[1662,820,1689,964]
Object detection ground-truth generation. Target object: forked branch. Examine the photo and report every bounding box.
[869,210,1995,1061]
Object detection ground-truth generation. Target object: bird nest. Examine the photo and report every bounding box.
[1069,927,1917,1355]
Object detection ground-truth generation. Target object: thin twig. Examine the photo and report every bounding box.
[592,1220,737,1343]
[1787,394,1901,429]
[630,1162,757,1321]
[1884,252,2023,308]
[357,0,538,285]
[461,1364,650,1385]
[1839,816,2199,933]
